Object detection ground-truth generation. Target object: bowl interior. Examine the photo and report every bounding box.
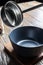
[9,26,43,48]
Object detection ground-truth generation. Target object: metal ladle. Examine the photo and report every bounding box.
[1,1,43,27]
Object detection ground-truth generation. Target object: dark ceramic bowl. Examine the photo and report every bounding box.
[9,26,43,58]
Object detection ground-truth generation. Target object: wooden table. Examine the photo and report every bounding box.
[0,1,43,65]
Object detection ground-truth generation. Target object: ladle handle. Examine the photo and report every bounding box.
[22,3,43,13]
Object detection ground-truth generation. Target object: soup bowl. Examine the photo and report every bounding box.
[9,26,43,57]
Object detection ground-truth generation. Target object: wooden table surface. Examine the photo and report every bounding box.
[0,1,43,65]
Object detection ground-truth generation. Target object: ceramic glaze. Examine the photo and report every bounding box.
[17,40,39,47]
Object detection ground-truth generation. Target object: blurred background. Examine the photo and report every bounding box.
[0,0,43,6]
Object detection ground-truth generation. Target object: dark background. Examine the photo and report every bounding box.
[36,0,43,2]
[0,0,43,6]
[0,0,33,6]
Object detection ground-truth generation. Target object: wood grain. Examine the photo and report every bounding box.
[0,1,43,65]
